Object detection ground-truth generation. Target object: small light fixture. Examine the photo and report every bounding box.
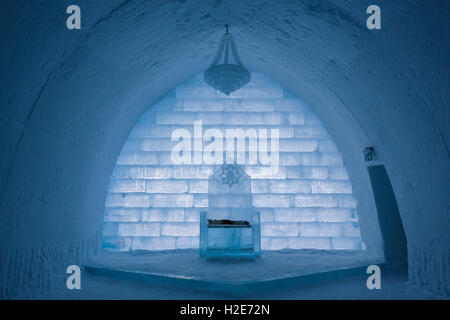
[363,146,375,162]
[204,24,251,95]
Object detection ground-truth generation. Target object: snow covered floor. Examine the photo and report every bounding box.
[37,249,439,299]
[41,269,436,300]
[85,249,383,282]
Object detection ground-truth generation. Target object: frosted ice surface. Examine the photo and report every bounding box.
[102,72,363,251]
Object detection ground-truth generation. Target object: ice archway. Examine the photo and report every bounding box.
[102,72,369,252]
[0,0,448,298]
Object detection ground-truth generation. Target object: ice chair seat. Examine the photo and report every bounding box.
[199,164,261,260]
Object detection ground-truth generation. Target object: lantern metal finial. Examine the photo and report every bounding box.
[203,25,251,96]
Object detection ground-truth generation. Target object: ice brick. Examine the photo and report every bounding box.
[288,237,331,250]
[276,99,307,112]
[288,112,306,125]
[286,166,328,179]
[123,194,151,208]
[151,194,193,207]
[253,194,294,208]
[316,208,355,222]
[103,222,118,236]
[269,180,311,194]
[243,85,283,99]
[105,194,123,208]
[104,208,142,222]
[279,139,318,152]
[193,194,208,208]
[251,180,269,193]
[176,237,199,249]
[262,223,298,236]
[188,180,209,193]
[259,209,275,222]
[108,180,146,193]
[311,181,352,194]
[240,99,276,112]
[146,180,188,193]
[185,208,201,222]
[295,126,329,138]
[117,222,161,236]
[141,208,185,222]
[183,99,223,112]
[273,208,316,222]
[269,237,289,250]
[131,237,176,250]
[161,222,199,236]
[295,194,339,208]
[299,222,342,237]
[102,236,132,251]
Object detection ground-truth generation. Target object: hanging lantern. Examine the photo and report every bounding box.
[204,25,251,96]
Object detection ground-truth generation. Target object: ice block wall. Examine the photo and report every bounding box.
[1,0,448,299]
[102,73,363,251]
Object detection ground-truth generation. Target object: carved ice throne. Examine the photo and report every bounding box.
[200,164,261,260]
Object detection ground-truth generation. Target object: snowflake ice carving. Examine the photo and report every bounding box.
[217,164,242,188]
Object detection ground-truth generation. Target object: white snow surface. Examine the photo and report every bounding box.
[43,249,436,300]
[87,249,383,282]
[0,0,448,298]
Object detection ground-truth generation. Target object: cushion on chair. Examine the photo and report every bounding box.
[207,219,251,227]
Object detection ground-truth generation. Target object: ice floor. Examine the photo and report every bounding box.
[42,271,436,300]
[40,249,439,300]
[86,249,382,282]
[40,249,439,299]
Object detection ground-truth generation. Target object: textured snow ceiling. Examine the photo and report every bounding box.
[0,0,448,298]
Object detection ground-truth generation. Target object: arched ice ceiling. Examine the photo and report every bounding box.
[0,0,448,297]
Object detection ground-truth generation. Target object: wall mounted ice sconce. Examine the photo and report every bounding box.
[364,146,375,162]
